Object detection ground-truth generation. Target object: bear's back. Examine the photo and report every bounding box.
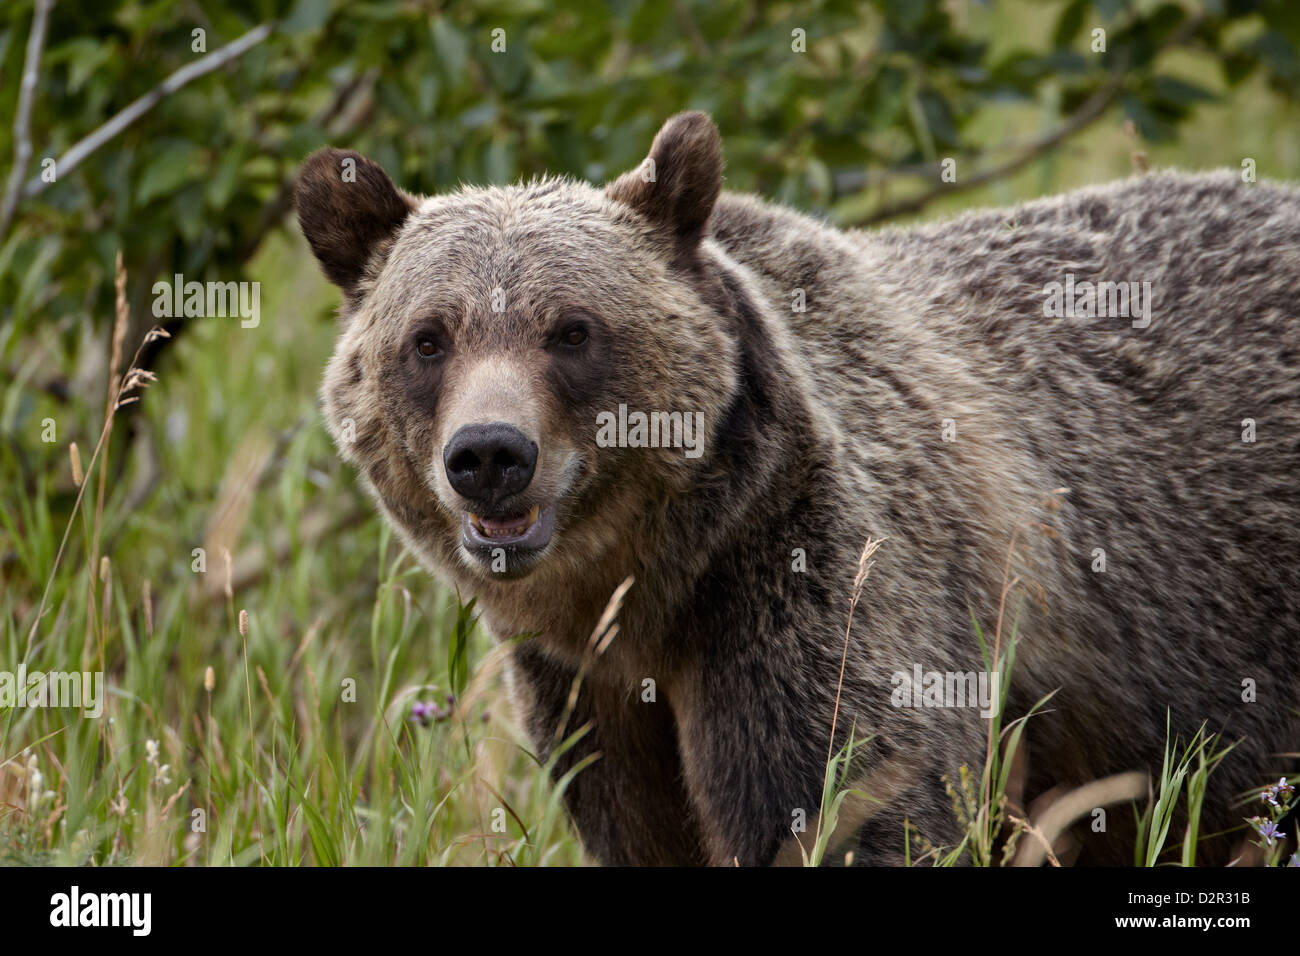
[709,174,1300,842]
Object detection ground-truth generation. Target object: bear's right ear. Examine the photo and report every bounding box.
[606,112,723,254]
[295,147,417,298]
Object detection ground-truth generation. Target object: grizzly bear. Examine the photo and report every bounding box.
[296,112,1300,866]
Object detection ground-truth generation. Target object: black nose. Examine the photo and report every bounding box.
[443,423,538,501]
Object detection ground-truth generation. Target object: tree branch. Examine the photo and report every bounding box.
[237,67,379,264]
[848,72,1126,227]
[0,0,56,238]
[847,10,1207,227]
[20,21,274,202]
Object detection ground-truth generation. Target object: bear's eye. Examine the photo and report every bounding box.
[560,324,588,348]
[415,338,442,359]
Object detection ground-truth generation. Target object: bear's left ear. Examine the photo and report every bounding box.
[606,111,723,252]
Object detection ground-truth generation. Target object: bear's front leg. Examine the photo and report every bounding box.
[508,641,709,865]
[673,650,967,866]
[670,649,848,866]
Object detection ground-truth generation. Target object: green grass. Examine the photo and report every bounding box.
[1133,717,1235,867]
[0,238,588,865]
[4,9,1300,865]
[2,461,586,864]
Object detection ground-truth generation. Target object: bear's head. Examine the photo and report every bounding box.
[298,113,756,588]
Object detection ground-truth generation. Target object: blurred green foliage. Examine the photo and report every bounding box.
[4,0,1300,357]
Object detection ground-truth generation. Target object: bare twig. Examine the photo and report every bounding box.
[1006,811,1063,867]
[826,536,885,771]
[787,535,886,866]
[554,576,633,750]
[1012,771,1148,867]
[23,319,169,658]
[0,0,55,238]
[82,250,130,670]
[847,11,1201,227]
[849,10,1206,227]
[851,74,1127,227]
[21,22,274,201]
[238,67,379,263]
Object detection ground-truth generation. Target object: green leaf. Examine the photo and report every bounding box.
[298,792,341,866]
[448,596,477,700]
[1150,75,1218,105]
[47,38,115,95]
[432,17,469,81]
[135,140,202,206]
[1053,0,1089,49]
[282,0,336,35]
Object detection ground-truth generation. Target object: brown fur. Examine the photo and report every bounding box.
[297,113,1300,866]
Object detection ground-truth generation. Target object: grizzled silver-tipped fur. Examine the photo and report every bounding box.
[298,112,1300,866]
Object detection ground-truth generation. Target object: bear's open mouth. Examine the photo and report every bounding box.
[460,502,555,553]
[470,505,540,539]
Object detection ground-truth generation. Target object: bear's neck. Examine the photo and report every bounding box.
[471,253,832,683]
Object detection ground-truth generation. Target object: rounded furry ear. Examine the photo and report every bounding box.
[295,147,417,297]
[606,112,723,251]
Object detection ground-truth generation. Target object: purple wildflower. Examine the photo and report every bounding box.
[1262,777,1294,807]
[1255,818,1284,846]
[411,695,456,727]
[411,701,436,726]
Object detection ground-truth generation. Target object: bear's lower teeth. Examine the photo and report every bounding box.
[470,504,541,539]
